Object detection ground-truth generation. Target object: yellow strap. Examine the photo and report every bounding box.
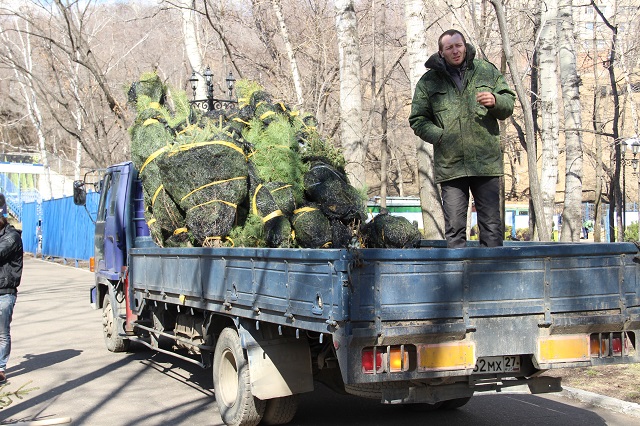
[143,118,159,126]
[140,145,170,174]
[321,241,333,248]
[270,184,292,193]
[176,124,199,136]
[292,206,317,226]
[173,227,188,235]
[289,110,300,117]
[252,184,263,216]
[203,236,234,247]
[277,102,287,112]
[147,218,157,225]
[151,184,164,207]
[232,117,250,126]
[293,206,318,214]
[262,209,283,223]
[202,236,235,248]
[148,102,162,110]
[260,110,276,120]
[181,176,246,202]
[188,199,238,212]
[171,140,246,158]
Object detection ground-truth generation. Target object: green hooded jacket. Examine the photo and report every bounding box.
[409,44,515,183]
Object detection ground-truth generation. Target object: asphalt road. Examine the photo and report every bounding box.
[2,257,640,426]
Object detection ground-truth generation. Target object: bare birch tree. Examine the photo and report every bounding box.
[175,0,206,98]
[538,0,560,236]
[1,21,53,198]
[558,0,584,242]
[404,0,445,239]
[271,0,304,107]
[490,0,551,241]
[334,0,366,190]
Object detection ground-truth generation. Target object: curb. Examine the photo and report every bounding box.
[559,386,640,418]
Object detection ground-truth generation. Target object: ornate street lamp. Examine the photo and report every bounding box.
[226,71,236,100]
[189,71,198,100]
[188,65,238,112]
[620,137,640,232]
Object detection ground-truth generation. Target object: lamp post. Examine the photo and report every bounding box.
[226,71,236,100]
[188,66,238,112]
[621,137,640,235]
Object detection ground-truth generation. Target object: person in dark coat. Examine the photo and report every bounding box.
[0,216,23,383]
[409,29,516,248]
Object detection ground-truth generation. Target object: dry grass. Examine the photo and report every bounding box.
[543,364,640,404]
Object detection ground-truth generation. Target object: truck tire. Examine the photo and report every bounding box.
[261,395,298,425]
[102,294,130,352]
[439,396,472,410]
[213,327,266,426]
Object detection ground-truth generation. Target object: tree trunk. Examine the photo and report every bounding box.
[538,0,560,238]
[592,18,604,242]
[10,22,53,198]
[591,1,620,241]
[177,0,205,99]
[404,0,445,239]
[558,0,584,242]
[335,0,366,191]
[379,1,389,209]
[271,0,304,107]
[490,0,551,241]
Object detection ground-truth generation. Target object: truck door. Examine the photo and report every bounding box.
[95,169,125,280]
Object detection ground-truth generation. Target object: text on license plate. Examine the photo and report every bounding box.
[473,356,520,374]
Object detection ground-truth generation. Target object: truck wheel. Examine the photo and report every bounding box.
[102,294,129,352]
[439,396,472,410]
[213,327,266,426]
[261,395,299,425]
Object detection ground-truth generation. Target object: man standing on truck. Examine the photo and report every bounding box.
[0,216,23,383]
[409,29,516,248]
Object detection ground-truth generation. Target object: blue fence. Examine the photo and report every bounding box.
[21,192,99,261]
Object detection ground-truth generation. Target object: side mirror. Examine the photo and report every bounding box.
[73,180,86,206]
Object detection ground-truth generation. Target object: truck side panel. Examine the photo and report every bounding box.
[130,245,350,333]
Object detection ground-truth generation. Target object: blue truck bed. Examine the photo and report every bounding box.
[130,240,640,332]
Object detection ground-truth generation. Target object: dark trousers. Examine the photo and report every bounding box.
[440,176,503,248]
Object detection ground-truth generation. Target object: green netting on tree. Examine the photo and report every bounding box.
[127,72,166,106]
[147,187,186,244]
[129,110,184,239]
[361,213,422,248]
[264,182,296,217]
[158,141,248,209]
[164,229,194,248]
[265,216,293,248]
[236,80,264,107]
[331,220,352,249]
[144,209,164,245]
[304,161,366,221]
[292,204,333,248]
[157,140,249,243]
[185,201,238,245]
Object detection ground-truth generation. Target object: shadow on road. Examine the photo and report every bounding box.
[6,349,83,380]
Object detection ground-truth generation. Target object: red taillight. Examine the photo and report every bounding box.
[362,348,384,374]
[590,332,633,357]
[612,336,623,356]
[362,346,412,374]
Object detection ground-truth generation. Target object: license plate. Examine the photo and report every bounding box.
[473,356,520,374]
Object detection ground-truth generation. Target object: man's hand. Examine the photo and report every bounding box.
[476,92,496,108]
